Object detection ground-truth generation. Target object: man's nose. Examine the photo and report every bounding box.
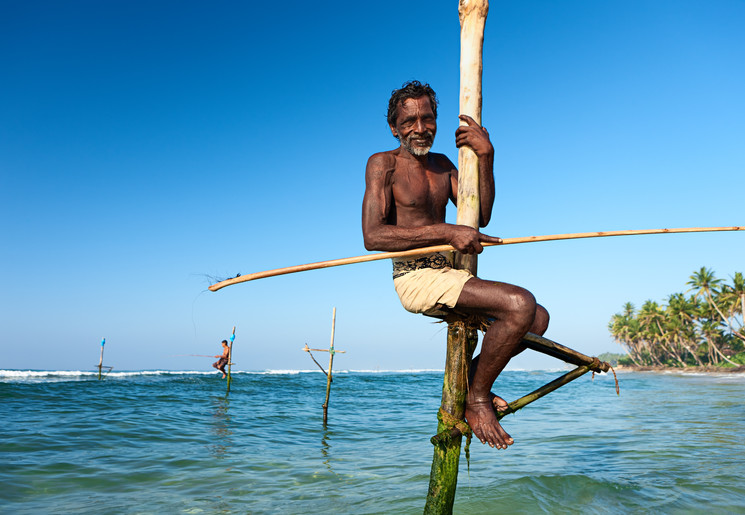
[413,119,425,133]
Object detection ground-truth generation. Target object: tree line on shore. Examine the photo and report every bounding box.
[608,267,745,368]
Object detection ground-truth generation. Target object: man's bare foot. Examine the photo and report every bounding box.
[221,373,227,379]
[465,396,514,449]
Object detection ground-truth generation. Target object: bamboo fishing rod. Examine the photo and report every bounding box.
[209,226,742,292]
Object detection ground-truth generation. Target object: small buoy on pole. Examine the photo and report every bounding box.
[226,326,236,396]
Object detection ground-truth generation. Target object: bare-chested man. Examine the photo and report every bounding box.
[362,80,549,450]
[213,339,230,379]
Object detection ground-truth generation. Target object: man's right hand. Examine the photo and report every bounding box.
[448,225,501,254]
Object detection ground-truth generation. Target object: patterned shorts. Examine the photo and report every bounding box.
[392,253,472,316]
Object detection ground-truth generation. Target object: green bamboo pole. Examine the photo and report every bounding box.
[322,307,337,426]
[426,322,478,513]
[226,326,236,395]
[425,1,488,513]
[496,365,594,419]
[431,365,596,445]
[430,334,616,444]
[521,332,610,371]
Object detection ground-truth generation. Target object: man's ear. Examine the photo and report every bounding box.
[389,125,399,139]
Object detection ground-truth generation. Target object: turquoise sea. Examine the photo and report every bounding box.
[2,369,744,514]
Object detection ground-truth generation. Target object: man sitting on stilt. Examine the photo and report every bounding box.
[362,80,550,449]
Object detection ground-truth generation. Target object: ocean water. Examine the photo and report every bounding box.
[1,369,744,514]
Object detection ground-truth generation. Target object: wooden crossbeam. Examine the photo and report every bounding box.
[430,333,615,445]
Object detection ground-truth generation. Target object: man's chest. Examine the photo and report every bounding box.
[391,167,451,209]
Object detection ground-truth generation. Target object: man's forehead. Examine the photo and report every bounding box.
[398,96,434,115]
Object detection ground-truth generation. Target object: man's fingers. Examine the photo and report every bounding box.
[479,234,503,245]
[459,114,478,126]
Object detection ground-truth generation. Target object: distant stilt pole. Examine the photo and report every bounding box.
[302,309,346,425]
[226,326,236,395]
[98,338,105,380]
[322,307,337,426]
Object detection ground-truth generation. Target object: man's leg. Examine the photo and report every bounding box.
[454,277,549,449]
[470,304,549,410]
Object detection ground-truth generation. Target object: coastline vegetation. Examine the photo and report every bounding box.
[608,267,745,368]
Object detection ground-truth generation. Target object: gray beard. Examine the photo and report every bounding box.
[401,132,434,156]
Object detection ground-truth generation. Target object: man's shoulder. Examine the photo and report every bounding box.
[365,150,400,176]
[367,149,399,165]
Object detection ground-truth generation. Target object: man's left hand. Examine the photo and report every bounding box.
[455,114,493,158]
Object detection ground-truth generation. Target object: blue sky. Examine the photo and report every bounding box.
[1,0,743,372]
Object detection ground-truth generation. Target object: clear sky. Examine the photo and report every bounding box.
[2,0,743,372]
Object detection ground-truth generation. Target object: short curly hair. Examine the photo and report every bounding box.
[386,80,438,127]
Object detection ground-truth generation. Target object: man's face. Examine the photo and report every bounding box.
[390,96,437,156]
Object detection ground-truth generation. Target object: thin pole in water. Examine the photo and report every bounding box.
[98,338,105,380]
[226,326,236,395]
[322,308,336,426]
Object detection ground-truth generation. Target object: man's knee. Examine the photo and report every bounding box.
[533,304,550,335]
[504,288,537,330]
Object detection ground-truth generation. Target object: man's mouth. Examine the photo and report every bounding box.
[411,134,433,146]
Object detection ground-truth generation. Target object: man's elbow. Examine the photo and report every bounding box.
[363,228,386,251]
[363,235,378,251]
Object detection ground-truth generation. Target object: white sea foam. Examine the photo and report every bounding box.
[0,366,594,382]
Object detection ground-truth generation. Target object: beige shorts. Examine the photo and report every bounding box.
[393,265,472,316]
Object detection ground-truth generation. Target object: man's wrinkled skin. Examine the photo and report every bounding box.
[362,85,549,449]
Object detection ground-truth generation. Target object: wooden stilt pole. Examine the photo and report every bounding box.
[425,2,488,513]
[302,313,347,426]
[226,326,236,396]
[426,322,478,513]
[322,307,337,426]
[98,338,105,380]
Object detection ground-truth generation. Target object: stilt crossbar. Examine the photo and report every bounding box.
[430,332,616,444]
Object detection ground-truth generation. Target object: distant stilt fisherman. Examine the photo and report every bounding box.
[213,340,230,379]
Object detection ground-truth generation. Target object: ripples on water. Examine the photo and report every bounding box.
[1,369,744,514]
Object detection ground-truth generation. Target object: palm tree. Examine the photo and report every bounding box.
[699,318,738,366]
[666,293,704,366]
[717,272,745,343]
[608,303,644,365]
[688,267,742,339]
[637,300,666,366]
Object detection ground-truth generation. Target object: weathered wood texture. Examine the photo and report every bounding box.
[425,323,478,514]
[454,0,488,274]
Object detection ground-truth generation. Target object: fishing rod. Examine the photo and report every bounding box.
[208,226,742,292]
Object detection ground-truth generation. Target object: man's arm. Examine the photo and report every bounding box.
[455,114,495,227]
[362,152,499,253]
